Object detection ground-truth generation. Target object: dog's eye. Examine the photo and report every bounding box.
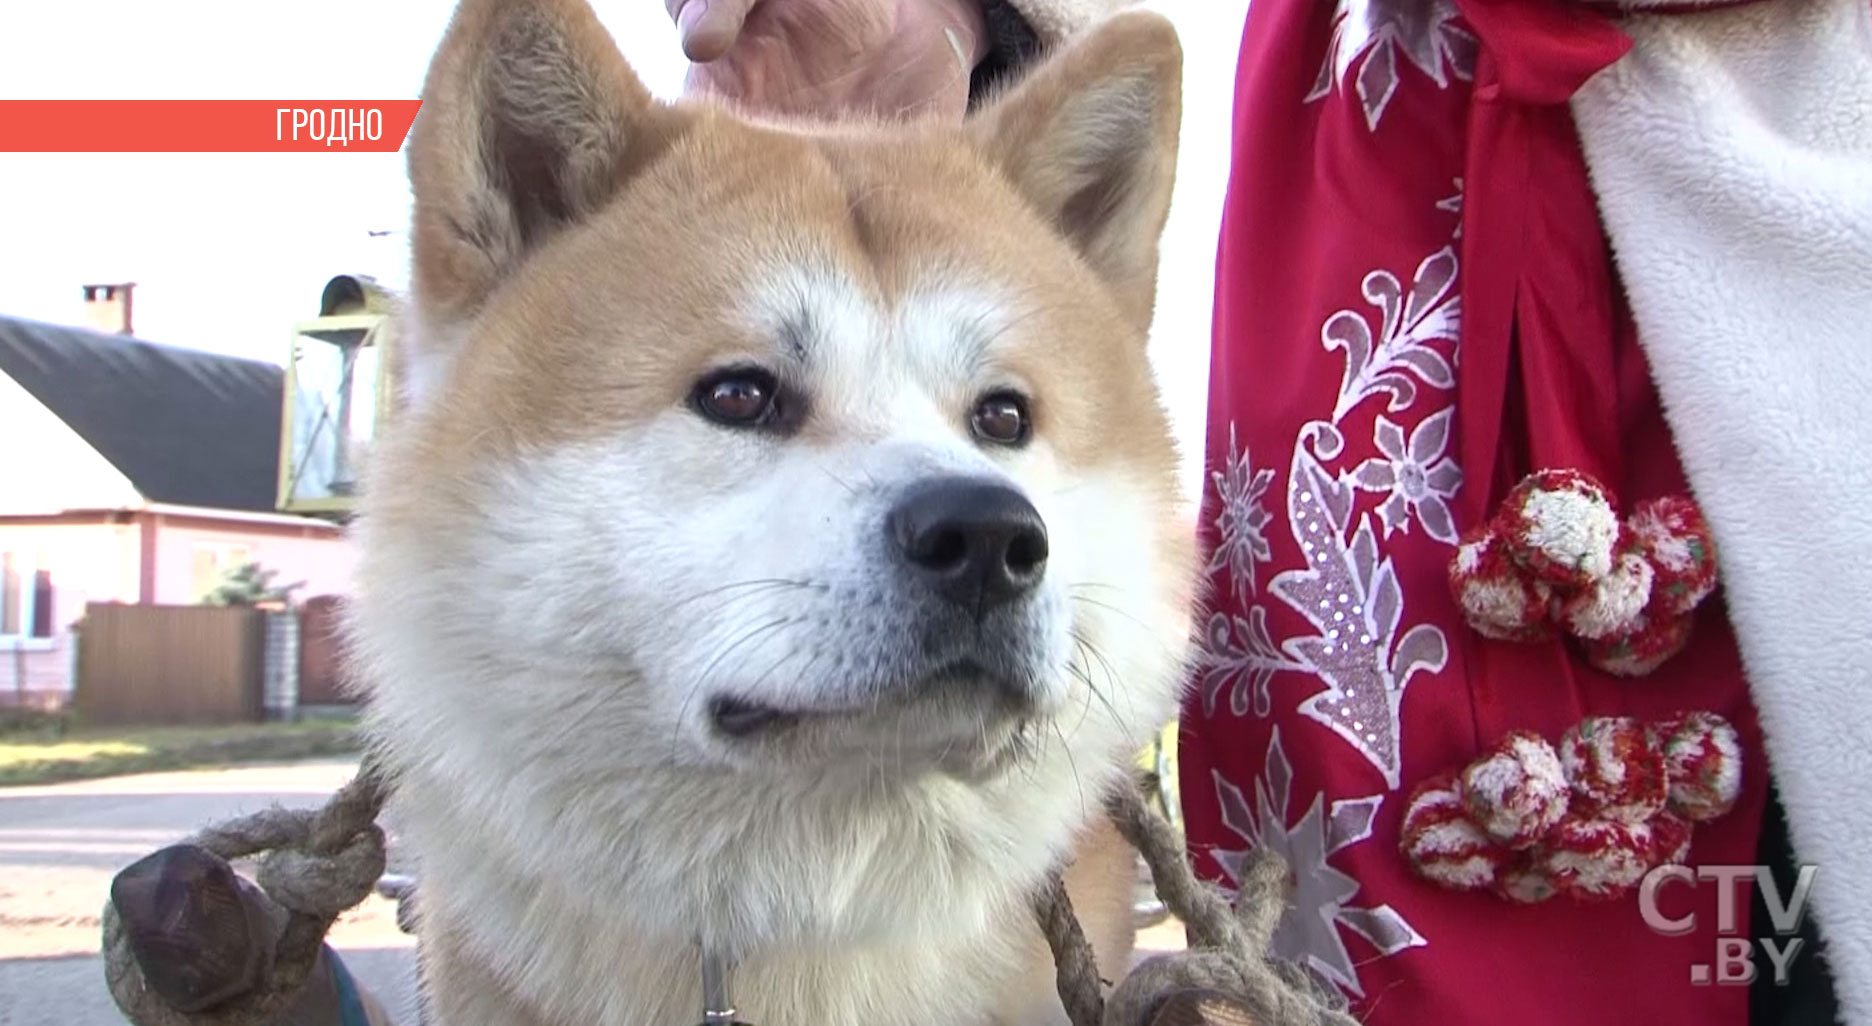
[693,368,781,427]
[970,391,1031,447]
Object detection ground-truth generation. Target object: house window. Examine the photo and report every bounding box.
[0,551,54,642]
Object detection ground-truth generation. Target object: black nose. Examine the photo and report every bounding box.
[887,477,1049,612]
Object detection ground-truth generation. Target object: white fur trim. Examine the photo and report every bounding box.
[1004,0,1135,46]
[1573,0,1872,1015]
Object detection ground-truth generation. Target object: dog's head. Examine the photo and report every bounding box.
[355,0,1193,794]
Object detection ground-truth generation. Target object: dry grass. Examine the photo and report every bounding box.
[0,718,361,786]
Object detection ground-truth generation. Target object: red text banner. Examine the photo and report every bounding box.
[0,101,423,152]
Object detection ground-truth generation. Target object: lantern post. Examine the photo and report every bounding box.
[276,274,398,518]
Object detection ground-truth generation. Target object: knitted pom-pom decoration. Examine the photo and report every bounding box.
[1401,773,1504,891]
[1495,469,1621,591]
[1544,817,1655,900]
[1557,544,1656,641]
[1559,717,1668,823]
[1581,611,1695,678]
[1459,731,1570,849]
[1495,853,1559,905]
[1648,809,1694,867]
[1628,496,1719,617]
[1657,711,1743,822]
[1449,528,1553,642]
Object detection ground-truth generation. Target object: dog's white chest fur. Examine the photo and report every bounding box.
[386,746,1126,1026]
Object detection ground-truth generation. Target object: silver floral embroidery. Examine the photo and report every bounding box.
[1306,0,1479,131]
[1207,422,1278,605]
[1271,423,1450,789]
[1201,604,1307,719]
[1323,246,1461,421]
[1351,409,1463,544]
[1211,729,1426,998]
[1197,189,1469,999]
[1199,242,1465,733]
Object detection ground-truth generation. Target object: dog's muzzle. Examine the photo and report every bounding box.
[706,475,1056,744]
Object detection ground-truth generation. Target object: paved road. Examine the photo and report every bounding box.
[0,760,419,1026]
[1,760,1186,1026]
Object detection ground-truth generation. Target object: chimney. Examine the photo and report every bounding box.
[82,282,135,335]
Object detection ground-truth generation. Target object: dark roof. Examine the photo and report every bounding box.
[0,315,283,513]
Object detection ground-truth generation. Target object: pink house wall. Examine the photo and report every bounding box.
[0,511,355,708]
[0,520,134,702]
[153,520,357,605]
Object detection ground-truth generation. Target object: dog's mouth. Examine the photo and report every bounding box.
[708,695,805,738]
[706,659,1034,740]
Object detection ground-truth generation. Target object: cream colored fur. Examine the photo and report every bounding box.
[346,3,1194,1026]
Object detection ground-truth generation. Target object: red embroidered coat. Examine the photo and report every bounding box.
[1177,1,1777,1021]
[1004,0,1872,1017]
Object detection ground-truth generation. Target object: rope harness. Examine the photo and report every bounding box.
[101,755,1358,1026]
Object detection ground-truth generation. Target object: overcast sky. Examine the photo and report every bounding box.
[0,0,1246,503]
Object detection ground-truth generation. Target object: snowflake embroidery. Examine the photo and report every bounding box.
[1306,0,1479,131]
[1211,729,1426,998]
[1270,424,1450,788]
[1207,423,1278,605]
[1323,246,1461,421]
[1350,408,1463,544]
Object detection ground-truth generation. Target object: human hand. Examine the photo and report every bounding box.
[666,0,988,121]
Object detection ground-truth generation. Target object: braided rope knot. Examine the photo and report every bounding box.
[1034,777,1362,1026]
[257,827,385,919]
[102,760,390,1026]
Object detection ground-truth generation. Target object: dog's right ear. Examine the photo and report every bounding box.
[967,11,1182,333]
[403,0,673,396]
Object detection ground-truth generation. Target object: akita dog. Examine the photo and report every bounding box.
[347,0,1195,1022]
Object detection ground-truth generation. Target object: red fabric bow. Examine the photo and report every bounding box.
[1447,0,1632,529]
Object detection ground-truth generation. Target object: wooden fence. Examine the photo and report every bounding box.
[75,603,267,725]
[297,594,353,706]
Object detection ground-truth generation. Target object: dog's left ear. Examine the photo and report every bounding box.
[969,12,1183,330]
